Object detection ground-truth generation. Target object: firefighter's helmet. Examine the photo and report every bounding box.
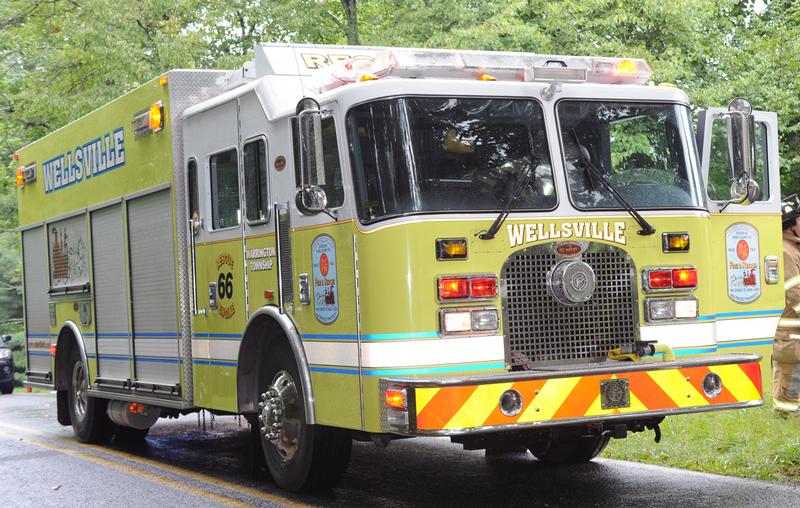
[782,194,800,229]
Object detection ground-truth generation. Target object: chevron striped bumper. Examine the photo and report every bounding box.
[382,354,762,435]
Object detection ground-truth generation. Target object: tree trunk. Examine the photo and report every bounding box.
[340,0,359,45]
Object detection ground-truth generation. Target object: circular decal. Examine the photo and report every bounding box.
[274,155,287,171]
[736,240,749,261]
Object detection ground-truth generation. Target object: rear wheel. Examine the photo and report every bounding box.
[530,434,610,464]
[257,341,351,492]
[67,349,113,443]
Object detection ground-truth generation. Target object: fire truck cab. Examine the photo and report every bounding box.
[17,44,781,492]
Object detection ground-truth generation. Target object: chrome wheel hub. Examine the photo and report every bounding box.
[71,361,88,422]
[258,370,301,460]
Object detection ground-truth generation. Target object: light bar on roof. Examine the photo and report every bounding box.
[315,47,652,92]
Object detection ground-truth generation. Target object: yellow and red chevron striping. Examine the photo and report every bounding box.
[414,361,761,431]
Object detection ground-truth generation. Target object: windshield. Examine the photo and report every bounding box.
[557,101,704,210]
[346,97,555,224]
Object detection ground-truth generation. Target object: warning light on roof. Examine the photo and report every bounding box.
[132,101,164,137]
[613,59,639,78]
[149,102,163,132]
[478,73,497,81]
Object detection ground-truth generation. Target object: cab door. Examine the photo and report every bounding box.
[697,106,781,386]
[237,92,279,316]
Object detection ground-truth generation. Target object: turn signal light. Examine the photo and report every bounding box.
[385,388,407,409]
[645,267,698,291]
[672,268,698,288]
[436,238,467,260]
[438,274,498,301]
[439,277,469,300]
[49,344,57,356]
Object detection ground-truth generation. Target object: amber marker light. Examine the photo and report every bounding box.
[663,232,690,252]
[49,344,57,356]
[436,238,467,260]
[159,76,169,86]
[385,388,407,409]
[478,73,497,81]
[16,167,24,187]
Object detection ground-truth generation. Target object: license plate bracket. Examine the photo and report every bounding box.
[600,378,631,410]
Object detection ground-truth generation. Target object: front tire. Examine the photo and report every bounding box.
[0,381,12,395]
[257,341,352,492]
[67,349,113,443]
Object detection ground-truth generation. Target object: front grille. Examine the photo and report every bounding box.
[502,244,637,368]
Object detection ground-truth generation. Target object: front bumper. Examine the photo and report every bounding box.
[381,354,762,436]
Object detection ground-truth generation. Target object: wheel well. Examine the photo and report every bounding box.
[54,327,79,391]
[237,312,312,416]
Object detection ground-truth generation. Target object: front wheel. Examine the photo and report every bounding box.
[0,381,12,395]
[67,349,113,443]
[257,341,351,492]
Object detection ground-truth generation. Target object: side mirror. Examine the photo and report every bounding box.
[726,97,758,204]
[296,184,328,215]
[1,334,11,344]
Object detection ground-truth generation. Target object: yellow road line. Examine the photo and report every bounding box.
[0,422,308,508]
[0,428,248,507]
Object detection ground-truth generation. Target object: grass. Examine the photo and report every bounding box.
[604,399,800,483]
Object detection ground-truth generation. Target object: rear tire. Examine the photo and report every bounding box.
[67,349,113,444]
[257,340,352,492]
[0,381,12,395]
[530,434,610,464]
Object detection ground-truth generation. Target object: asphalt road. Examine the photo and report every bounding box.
[1,392,798,507]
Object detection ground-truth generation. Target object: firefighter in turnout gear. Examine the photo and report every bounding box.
[775,194,800,413]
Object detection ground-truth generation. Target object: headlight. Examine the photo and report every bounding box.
[0,349,11,360]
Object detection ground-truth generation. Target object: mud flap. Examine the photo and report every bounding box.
[56,390,71,426]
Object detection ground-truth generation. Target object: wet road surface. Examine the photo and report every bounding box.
[1,391,798,507]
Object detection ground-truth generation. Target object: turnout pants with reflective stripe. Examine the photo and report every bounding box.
[773,336,800,404]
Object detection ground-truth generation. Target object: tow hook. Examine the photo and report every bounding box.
[647,422,662,443]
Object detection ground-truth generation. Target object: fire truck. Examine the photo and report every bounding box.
[16,44,781,491]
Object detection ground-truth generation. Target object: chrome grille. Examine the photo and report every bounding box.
[502,244,637,367]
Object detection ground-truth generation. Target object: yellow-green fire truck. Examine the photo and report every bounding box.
[17,44,782,491]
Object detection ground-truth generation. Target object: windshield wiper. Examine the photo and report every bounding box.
[571,130,656,236]
[478,162,535,240]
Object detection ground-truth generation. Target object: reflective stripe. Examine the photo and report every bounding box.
[789,335,800,340]
[794,302,800,313]
[786,274,800,291]
[774,399,800,412]
[778,318,800,328]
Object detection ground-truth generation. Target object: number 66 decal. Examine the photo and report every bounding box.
[217,272,234,299]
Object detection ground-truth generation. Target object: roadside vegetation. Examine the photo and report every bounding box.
[605,400,800,483]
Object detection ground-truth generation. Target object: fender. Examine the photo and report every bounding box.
[239,306,316,424]
[57,321,90,389]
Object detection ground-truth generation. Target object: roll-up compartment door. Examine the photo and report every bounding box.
[91,204,131,382]
[127,189,181,390]
[22,227,51,378]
